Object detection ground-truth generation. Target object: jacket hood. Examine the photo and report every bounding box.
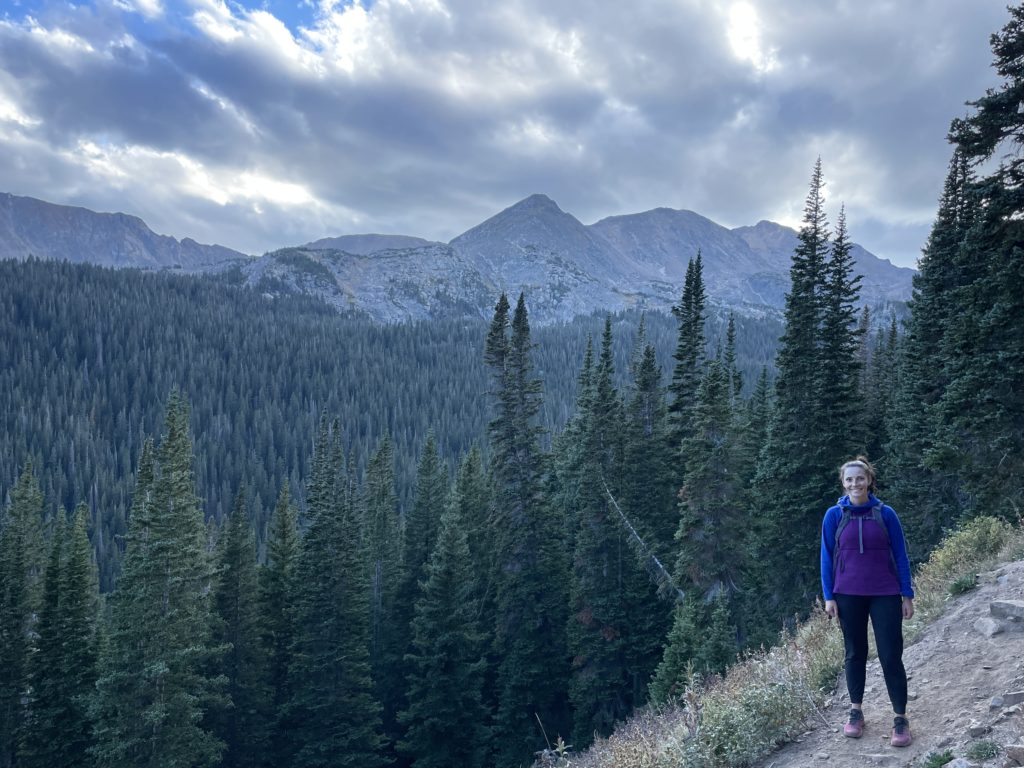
[837,493,881,511]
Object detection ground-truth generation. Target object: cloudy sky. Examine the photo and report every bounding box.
[0,0,1011,267]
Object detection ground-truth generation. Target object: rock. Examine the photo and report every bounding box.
[968,719,991,737]
[1003,690,1024,706]
[1005,744,1024,765]
[978,568,1004,584]
[975,617,1005,637]
[815,752,829,760]
[946,759,976,768]
[991,600,1024,621]
[908,690,919,700]
[991,695,1005,710]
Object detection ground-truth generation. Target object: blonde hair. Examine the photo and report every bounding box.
[839,455,877,493]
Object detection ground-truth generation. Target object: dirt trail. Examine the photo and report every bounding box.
[755,560,1024,768]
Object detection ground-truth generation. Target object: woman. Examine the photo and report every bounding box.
[820,456,915,748]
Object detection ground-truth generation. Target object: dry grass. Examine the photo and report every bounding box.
[546,516,1019,768]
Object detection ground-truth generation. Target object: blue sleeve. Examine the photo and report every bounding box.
[821,507,839,601]
[883,506,915,598]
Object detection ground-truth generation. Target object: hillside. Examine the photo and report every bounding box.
[759,560,1024,768]
[549,523,1024,768]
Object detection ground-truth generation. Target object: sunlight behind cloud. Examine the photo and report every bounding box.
[727,2,776,74]
[63,140,331,214]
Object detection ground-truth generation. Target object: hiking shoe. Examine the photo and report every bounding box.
[843,708,864,738]
[891,716,912,747]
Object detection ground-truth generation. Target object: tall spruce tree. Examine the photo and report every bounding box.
[360,434,404,756]
[485,293,571,766]
[653,357,741,694]
[0,462,46,768]
[211,486,268,768]
[259,481,298,767]
[286,417,385,768]
[667,254,707,461]
[620,336,675,701]
[749,160,836,635]
[397,497,490,768]
[567,317,633,747]
[936,7,1024,516]
[817,204,865,467]
[20,503,98,768]
[886,149,977,549]
[91,394,224,768]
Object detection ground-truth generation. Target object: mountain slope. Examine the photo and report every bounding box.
[0,192,246,268]
[0,191,916,323]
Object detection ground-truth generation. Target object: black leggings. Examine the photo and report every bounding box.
[833,593,907,714]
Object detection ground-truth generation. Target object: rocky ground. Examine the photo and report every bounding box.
[754,560,1024,768]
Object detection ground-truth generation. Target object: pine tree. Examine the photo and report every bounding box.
[649,594,701,703]
[620,337,674,702]
[259,482,298,768]
[667,254,707,460]
[750,159,835,632]
[485,293,571,766]
[887,149,976,549]
[0,463,46,768]
[91,394,224,768]
[817,204,864,468]
[286,417,385,768]
[936,8,1024,516]
[211,486,268,768]
[360,434,404,755]
[567,316,633,747]
[394,435,448,688]
[21,503,98,768]
[452,446,494,613]
[397,499,490,768]
[657,357,742,682]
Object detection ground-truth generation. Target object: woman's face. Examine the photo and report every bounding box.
[843,466,870,504]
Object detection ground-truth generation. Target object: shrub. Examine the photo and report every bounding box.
[920,749,953,767]
[948,573,977,595]
[965,739,1000,760]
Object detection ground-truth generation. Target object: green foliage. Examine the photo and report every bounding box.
[397,499,490,768]
[0,462,46,768]
[90,395,225,768]
[965,739,999,760]
[919,750,954,768]
[258,481,299,768]
[20,503,99,768]
[487,293,572,765]
[948,573,977,595]
[285,418,386,768]
[210,486,269,768]
[0,259,780,593]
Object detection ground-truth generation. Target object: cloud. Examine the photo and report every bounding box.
[0,0,1012,264]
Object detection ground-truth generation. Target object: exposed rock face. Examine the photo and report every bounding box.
[303,234,440,254]
[0,192,245,269]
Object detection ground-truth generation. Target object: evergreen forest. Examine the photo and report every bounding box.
[2,7,1024,767]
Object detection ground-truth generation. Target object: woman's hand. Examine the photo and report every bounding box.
[902,597,914,620]
[825,599,838,619]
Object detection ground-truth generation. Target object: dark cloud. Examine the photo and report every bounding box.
[0,0,1013,264]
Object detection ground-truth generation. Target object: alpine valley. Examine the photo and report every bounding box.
[0,190,914,323]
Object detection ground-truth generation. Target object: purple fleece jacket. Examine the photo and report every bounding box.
[820,494,914,601]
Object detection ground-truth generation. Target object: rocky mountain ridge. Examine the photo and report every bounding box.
[0,192,242,269]
[0,191,916,323]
